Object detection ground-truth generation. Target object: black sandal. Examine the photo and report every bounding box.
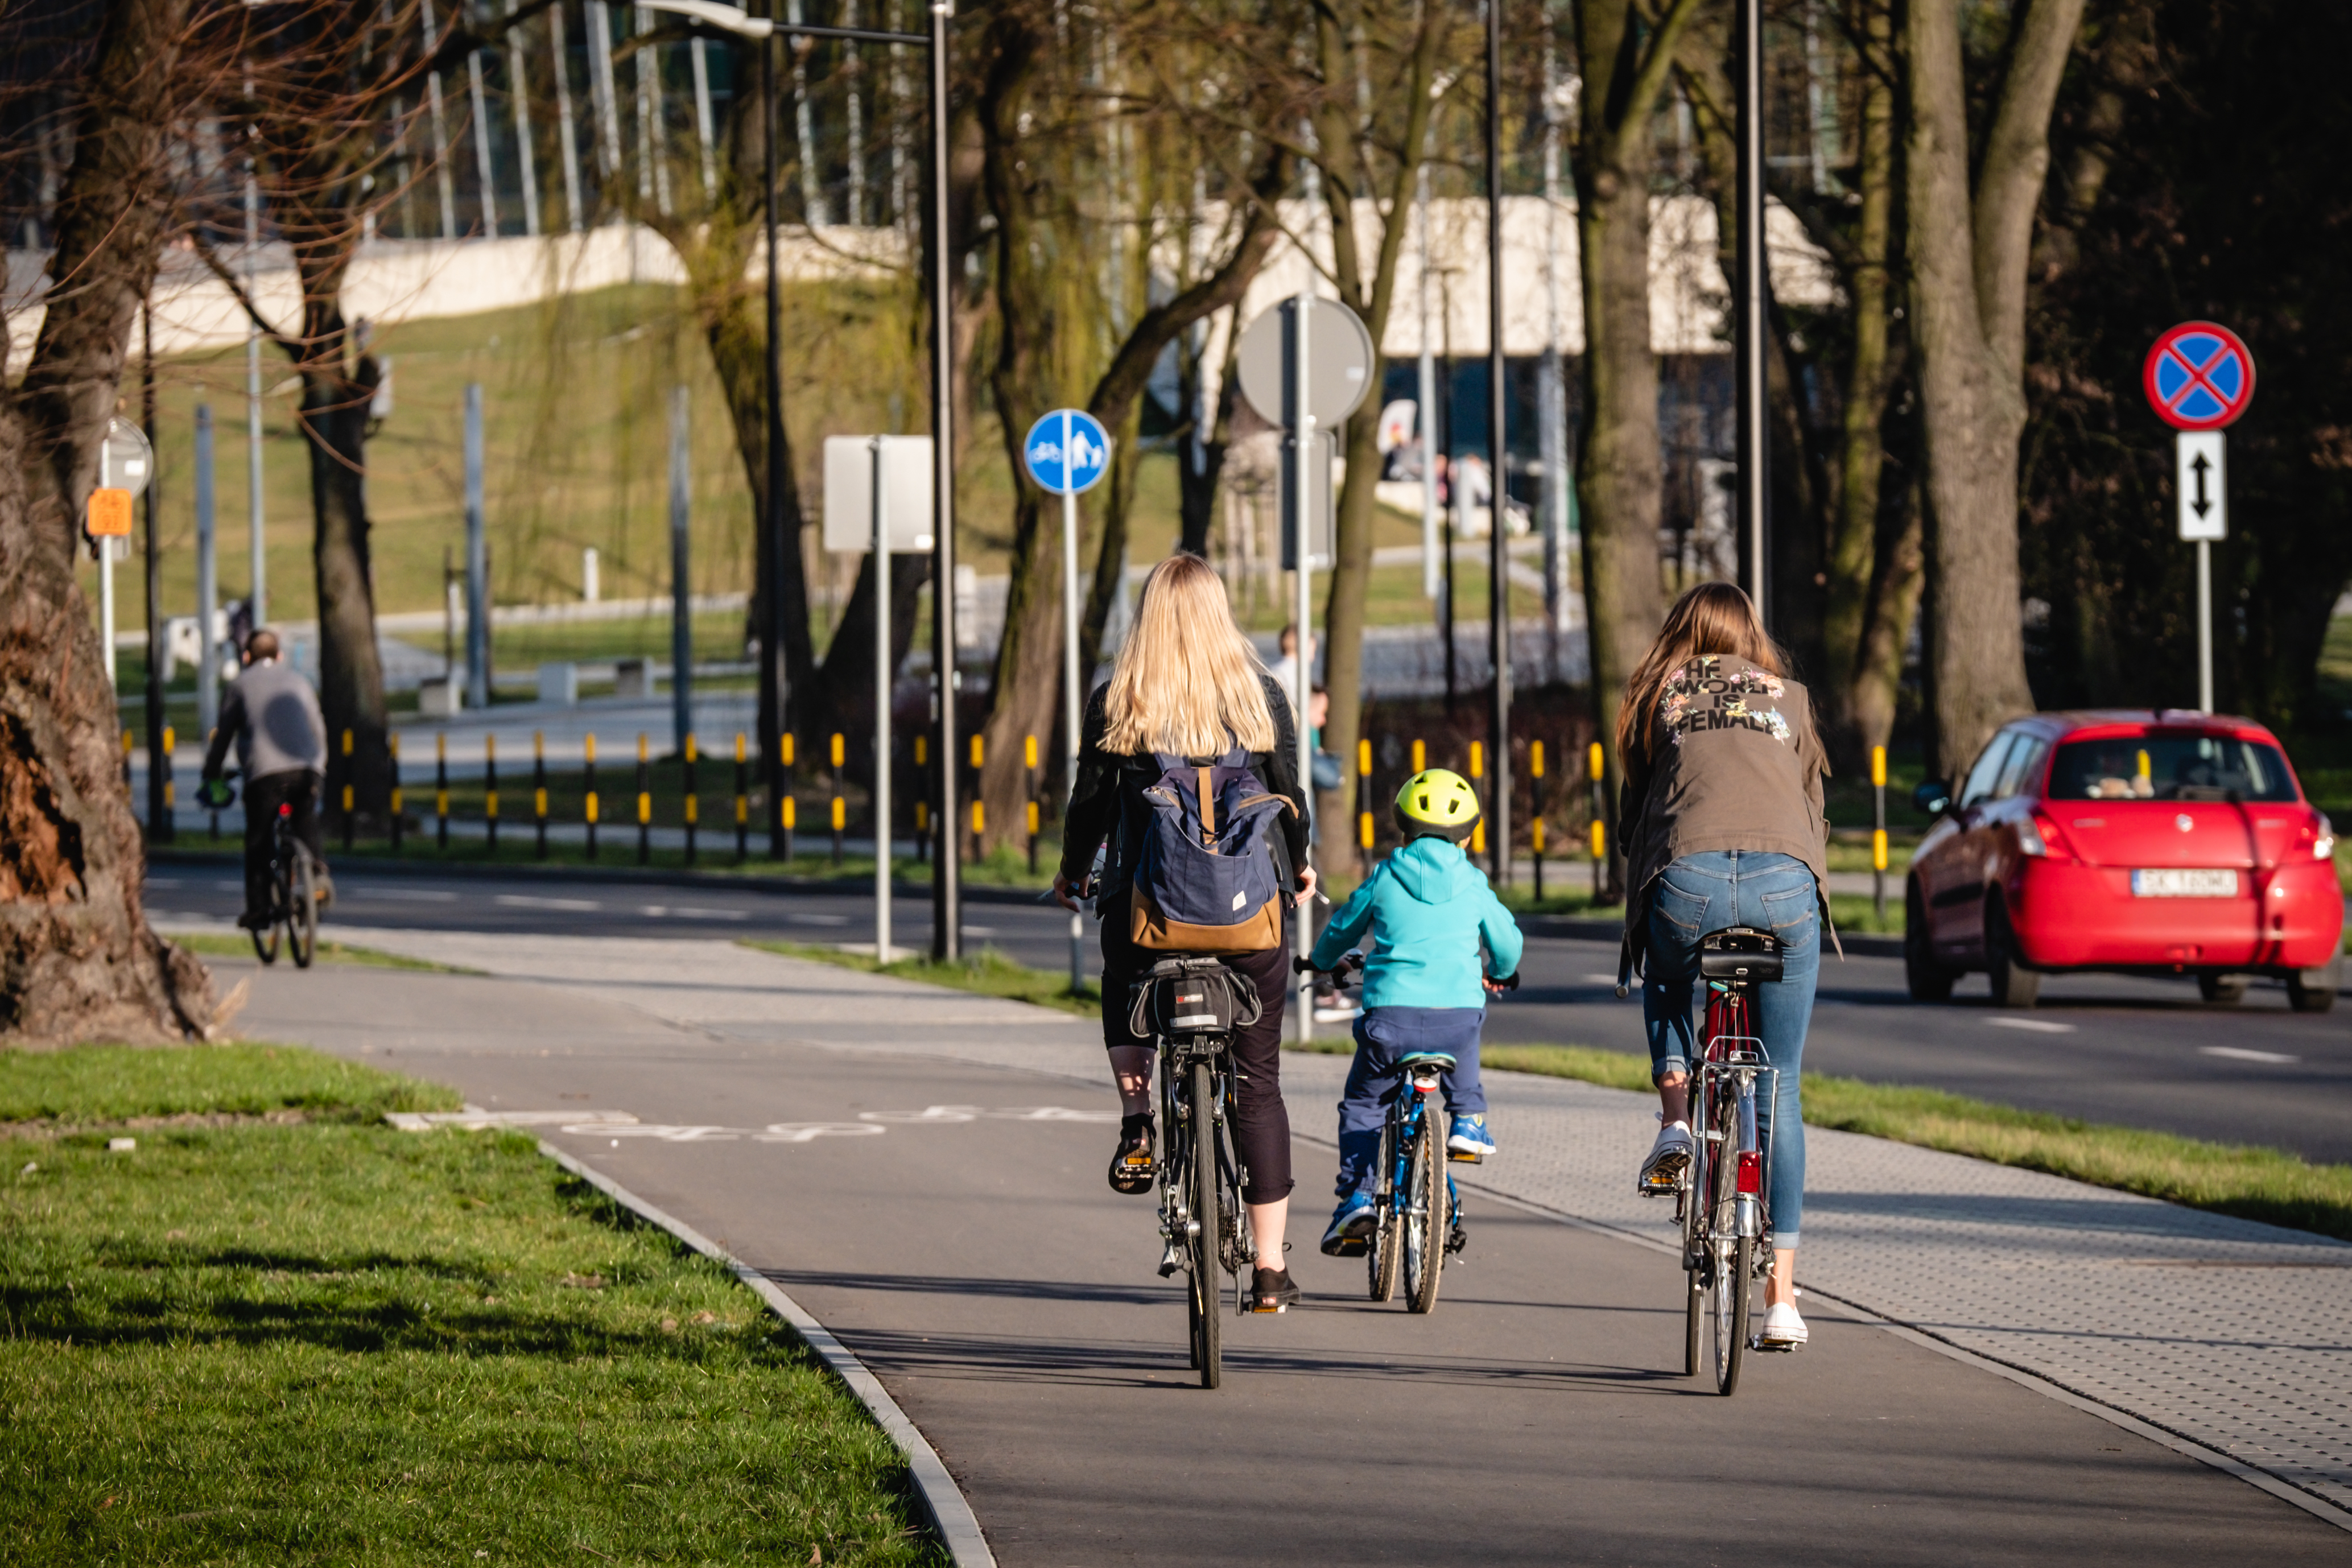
[1250,1266,1302,1314]
[1107,1114,1155,1195]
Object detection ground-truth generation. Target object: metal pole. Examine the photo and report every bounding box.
[1292,293,1315,1042]
[422,0,460,239]
[2197,539,2213,714]
[1734,0,1768,623]
[929,0,960,960]
[142,302,168,841]
[761,3,789,858]
[507,0,544,235]
[1486,0,1511,886]
[873,435,893,962]
[196,406,220,739]
[464,383,489,709]
[550,0,586,231]
[669,385,693,754]
[98,444,115,686]
[467,5,501,237]
[1871,743,1888,923]
[245,149,265,625]
[1416,158,1439,603]
[1061,414,1083,993]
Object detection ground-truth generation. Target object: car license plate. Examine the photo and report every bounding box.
[2131,868,2239,898]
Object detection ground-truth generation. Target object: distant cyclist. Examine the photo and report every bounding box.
[1309,768,1522,1253]
[1617,583,1831,1350]
[199,629,330,931]
[1055,554,1317,1315]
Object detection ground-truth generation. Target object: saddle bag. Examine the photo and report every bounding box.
[1129,956,1264,1042]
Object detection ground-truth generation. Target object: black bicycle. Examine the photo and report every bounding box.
[219,773,321,970]
[1130,956,1263,1389]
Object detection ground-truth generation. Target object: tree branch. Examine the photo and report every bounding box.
[190,236,302,357]
[1971,0,2090,366]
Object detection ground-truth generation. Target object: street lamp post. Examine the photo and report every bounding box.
[636,0,958,955]
[1485,0,1511,886]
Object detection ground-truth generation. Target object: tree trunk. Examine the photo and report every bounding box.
[303,336,391,826]
[1905,0,2087,771]
[0,0,217,1041]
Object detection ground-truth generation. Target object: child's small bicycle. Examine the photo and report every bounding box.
[1296,954,1476,1315]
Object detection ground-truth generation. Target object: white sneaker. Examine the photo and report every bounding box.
[1757,1302,1809,1349]
[1637,1121,1694,1194]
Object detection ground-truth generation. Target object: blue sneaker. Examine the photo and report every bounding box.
[1320,1193,1379,1256]
[1447,1113,1496,1160]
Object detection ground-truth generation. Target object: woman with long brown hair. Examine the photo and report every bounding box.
[1054,553,1318,1314]
[1616,581,1831,1349]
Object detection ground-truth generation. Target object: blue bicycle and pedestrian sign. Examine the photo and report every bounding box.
[1023,409,1111,496]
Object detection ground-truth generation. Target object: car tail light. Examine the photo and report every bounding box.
[2316,812,2337,861]
[1736,1150,1761,1194]
[2017,813,2070,859]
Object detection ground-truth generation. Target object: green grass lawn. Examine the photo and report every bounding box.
[0,1043,943,1565]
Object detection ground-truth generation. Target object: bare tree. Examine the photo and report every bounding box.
[0,0,217,1039]
[1574,0,1704,892]
[1904,0,2086,773]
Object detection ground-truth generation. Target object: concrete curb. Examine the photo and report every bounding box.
[147,845,1051,909]
[536,1141,996,1568]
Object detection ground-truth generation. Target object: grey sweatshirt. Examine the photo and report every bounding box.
[203,659,328,782]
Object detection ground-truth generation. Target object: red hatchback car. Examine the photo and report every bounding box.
[1906,711,2343,1010]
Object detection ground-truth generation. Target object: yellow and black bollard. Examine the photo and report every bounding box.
[484,735,500,855]
[636,733,651,865]
[1872,744,1889,923]
[780,731,796,860]
[435,732,450,851]
[913,735,929,863]
[1588,740,1606,898]
[533,731,549,859]
[967,734,984,865]
[389,733,404,852]
[1410,737,1426,774]
[830,732,846,865]
[209,728,222,839]
[1467,741,1487,863]
[584,733,599,859]
[1024,733,1040,873]
[1530,740,1546,901]
[339,729,354,849]
[684,734,700,866]
[1357,738,1375,854]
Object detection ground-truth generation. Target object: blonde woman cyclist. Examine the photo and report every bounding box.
[1617,582,1833,1349]
[1054,554,1318,1314]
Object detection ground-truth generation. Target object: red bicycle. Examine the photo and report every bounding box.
[1676,926,1782,1396]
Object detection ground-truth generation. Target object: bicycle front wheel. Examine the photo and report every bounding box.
[288,853,319,969]
[1404,1112,1449,1315]
[1368,1121,1400,1302]
[249,905,281,966]
[1188,1058,1222,1389]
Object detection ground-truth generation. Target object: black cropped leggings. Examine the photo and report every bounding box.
[1097,890,1295,1204]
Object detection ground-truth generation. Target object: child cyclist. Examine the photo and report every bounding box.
[1306,769,1524,1255]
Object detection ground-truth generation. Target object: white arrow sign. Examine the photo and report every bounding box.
[2176,430,2226,542]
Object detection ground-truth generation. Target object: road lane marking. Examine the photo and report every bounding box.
[2200,1046,2300,1065]
[494,894,603,911]
[638,903,750,921]
[785,913,849,926]
[1983,1017,2077,1033]
[368,888,461,902]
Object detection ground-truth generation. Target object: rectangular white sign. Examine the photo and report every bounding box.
[822,435,936,553]
[2176,430,2226,542]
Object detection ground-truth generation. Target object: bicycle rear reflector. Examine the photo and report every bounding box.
[1736,1150,1762,1195]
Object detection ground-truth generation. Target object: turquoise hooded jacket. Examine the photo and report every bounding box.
[1309,837,1526,1010]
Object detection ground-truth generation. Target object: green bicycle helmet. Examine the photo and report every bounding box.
[1394,768,1481,844]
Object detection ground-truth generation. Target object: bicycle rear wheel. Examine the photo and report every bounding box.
[1367,1122,1400,1302]
[249,904,281,966]
[1681,1155,1703,1378]
[1404,1112,1449,1314]
[288,853,319,969]
[1188,1058,1222,1389]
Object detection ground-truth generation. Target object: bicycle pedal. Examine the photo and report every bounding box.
[1250,1301,1288,1315]
[1447,1150,1483,1164]
[1326,1238,1368,1258]
[1156,1244,1182,1277]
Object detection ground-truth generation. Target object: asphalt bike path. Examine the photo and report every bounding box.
[212,934,2349,1562]
[151,861,2352,1162]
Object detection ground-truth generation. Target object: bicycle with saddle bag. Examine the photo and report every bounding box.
[1129,955,1264,1389]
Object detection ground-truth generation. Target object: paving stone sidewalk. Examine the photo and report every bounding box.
[267,926,2352,1520]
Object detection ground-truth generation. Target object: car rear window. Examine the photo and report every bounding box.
[2047,735,2300,802]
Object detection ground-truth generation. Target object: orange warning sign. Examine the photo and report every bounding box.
[86,488,133,538]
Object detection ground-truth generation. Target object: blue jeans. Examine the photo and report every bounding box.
[1335,1006,1486,1199]
[1643,851,1818,1248]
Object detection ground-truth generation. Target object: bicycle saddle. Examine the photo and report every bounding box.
[1397,1051,1458,1071]
[1699,926,1783,985]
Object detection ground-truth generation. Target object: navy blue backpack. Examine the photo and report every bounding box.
[1128,745,1294,954]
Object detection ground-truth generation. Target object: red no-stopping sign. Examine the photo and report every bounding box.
[2143,322,2255,431]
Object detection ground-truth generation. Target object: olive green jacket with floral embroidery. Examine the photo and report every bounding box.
[1615,654,1832,984]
